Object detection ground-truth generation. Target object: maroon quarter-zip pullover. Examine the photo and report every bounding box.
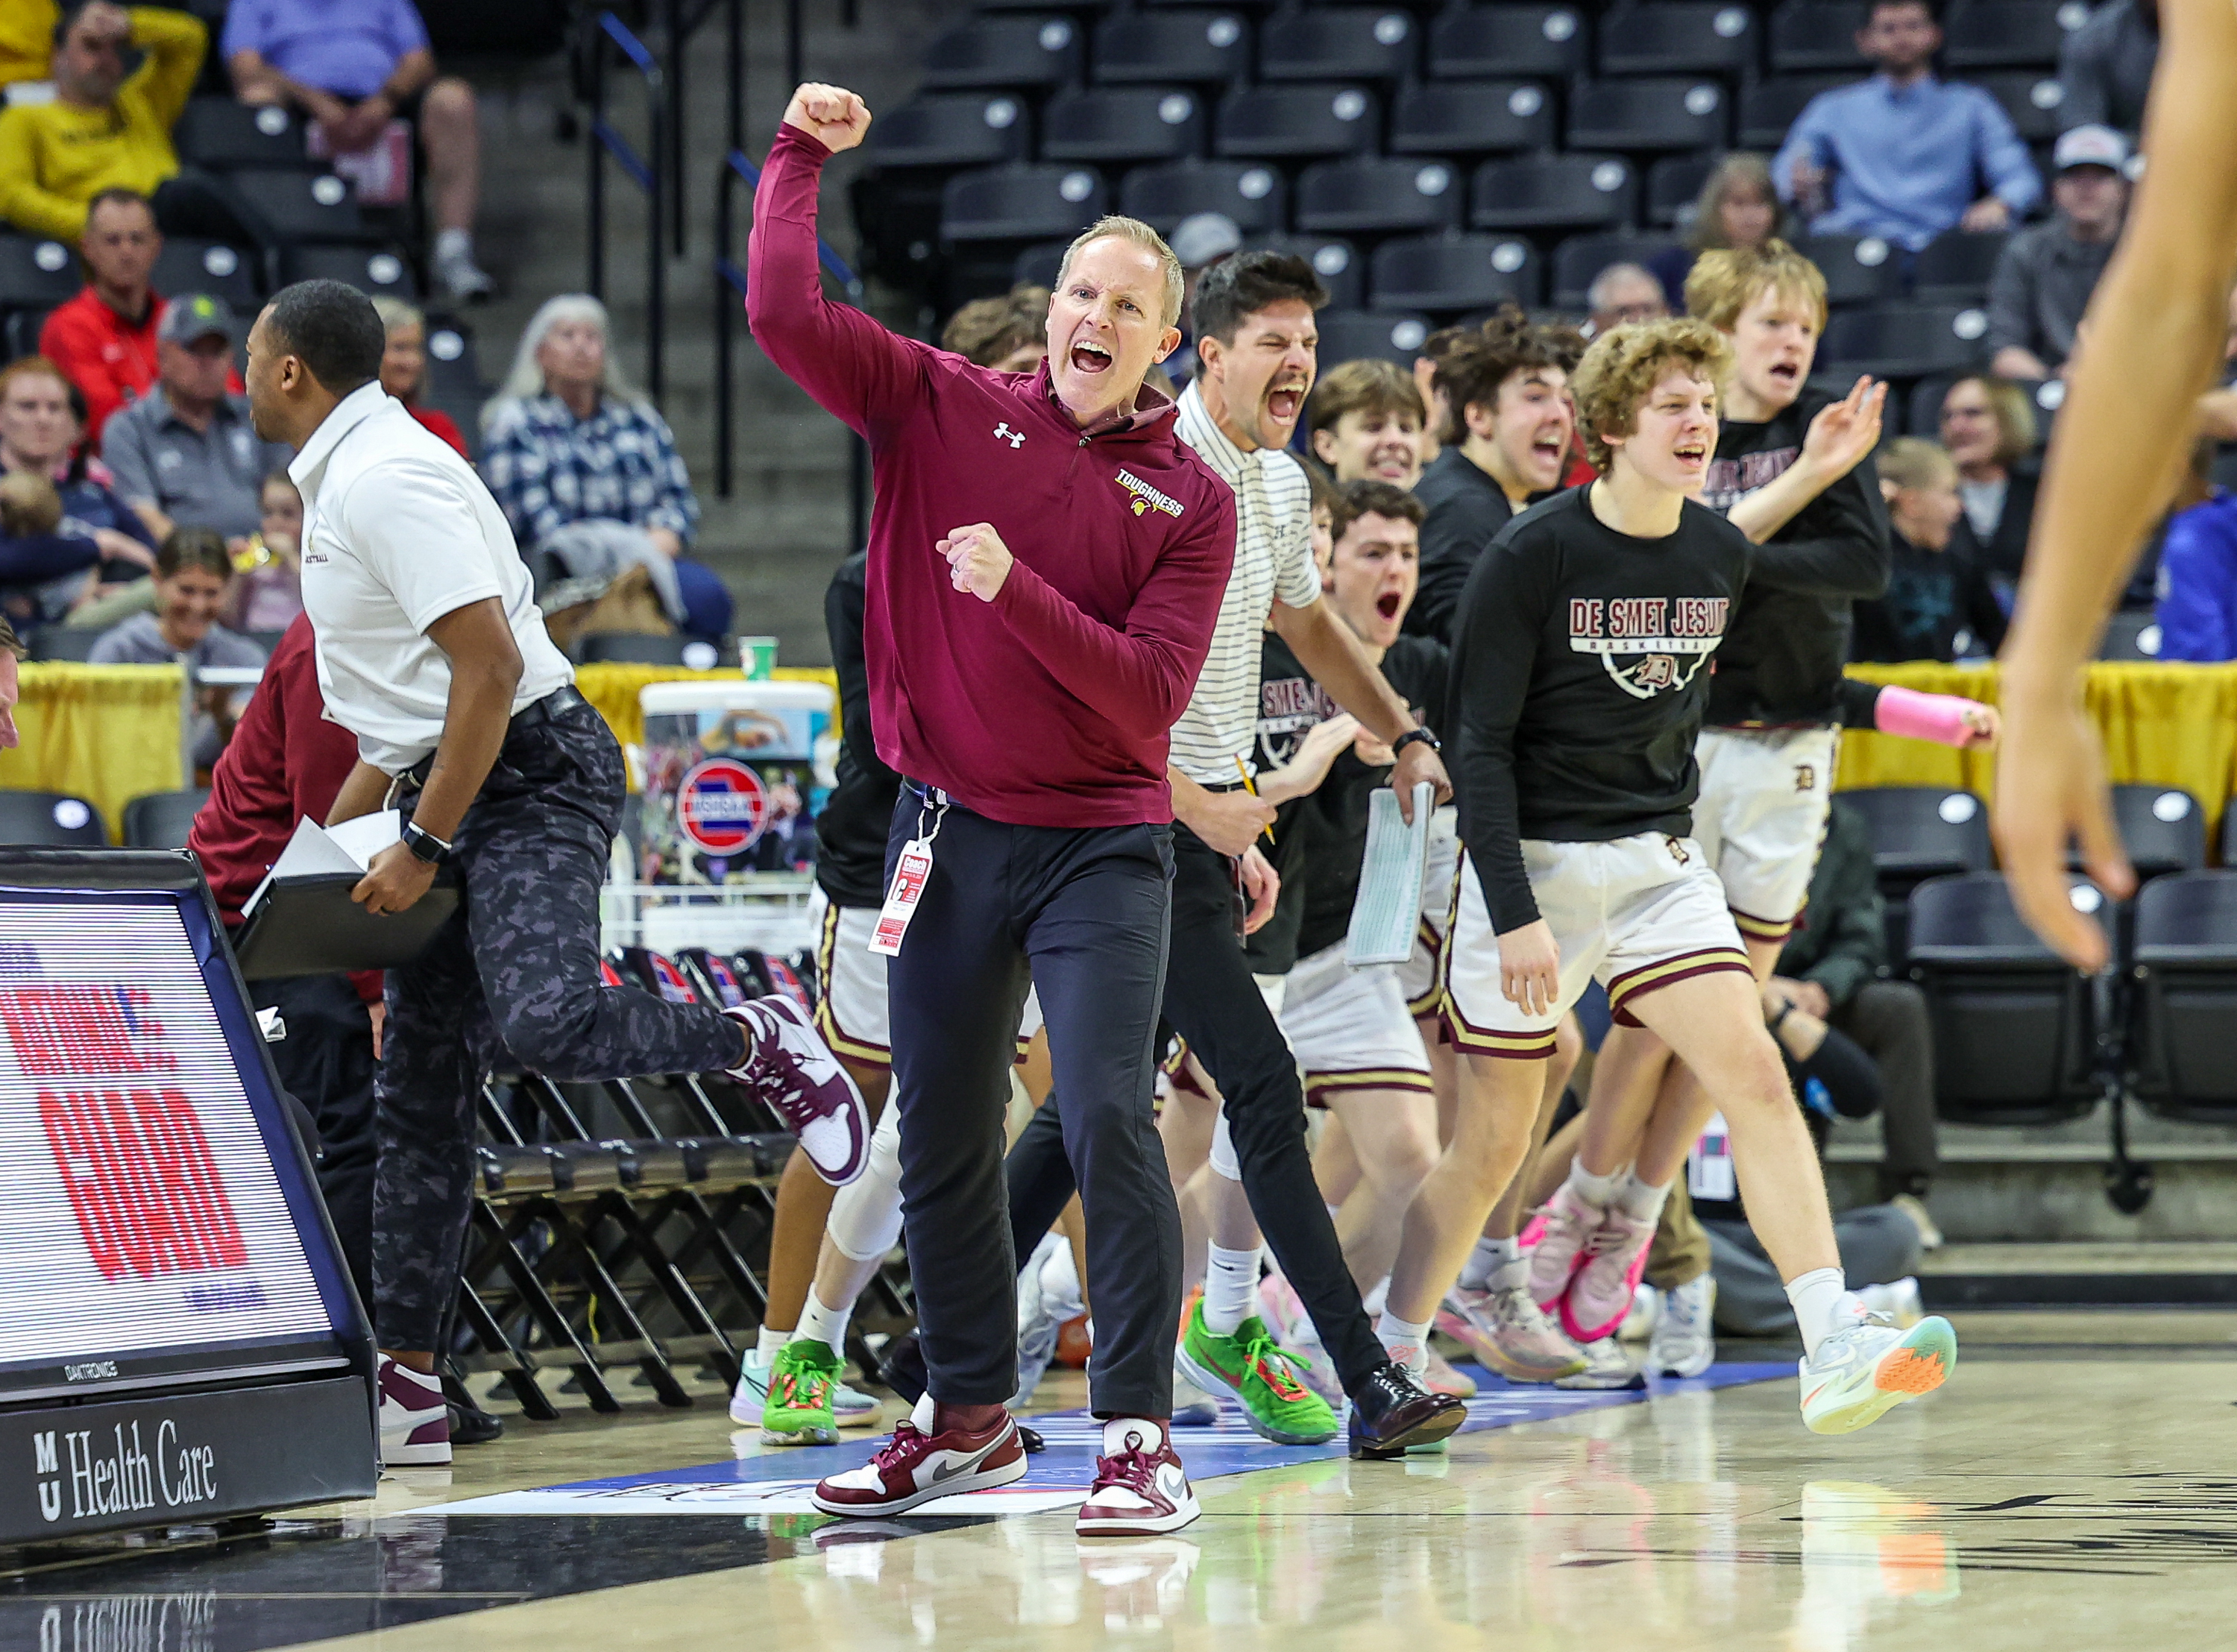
[747,123,1237,827]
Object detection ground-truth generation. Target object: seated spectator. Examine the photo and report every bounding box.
[1649,152,1792,312]
[370,295,468,457]
[101,294,290,545]
[0,355,154,625]
[88,526,264,766]
[1306,359,1424,488]
[481,294,731,642]
[222,0,494,302]
[224,470,304,634]
[2156,440,2237,662]
[38,186,164,445]
[1774,0,2041,250]
[2059,0,2157,138]
[1769,795,1942,1233]
[1409,322,1471,470]
[0,4,271,253]
[1938,374,2039,604]
[1852,438,2008,662]
[1585,262,1667,337]
[0,1,57,89]
[1986,127,2130,383]
[940,284,1049,373]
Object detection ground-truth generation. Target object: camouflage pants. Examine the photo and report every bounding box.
[371,694,743,1350]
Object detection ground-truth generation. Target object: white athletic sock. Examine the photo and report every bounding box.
[1459,1234,1520,1291]
[1203,1244,1261,1336]
[1567,1156,1625,1208]
[1377,1310,1430,1372]
[435,226,474,263]
[1785,1267,1851,1361]
[1104,1415,1166,1456]
[1615,1170,1673,1224]
[755,1324,787,1358]
[1361,1276,1389,1318]
[796,1287,853,1354]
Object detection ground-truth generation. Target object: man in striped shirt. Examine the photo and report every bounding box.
[1162,250,1466,1459]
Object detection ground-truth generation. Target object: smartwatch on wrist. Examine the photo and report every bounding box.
[1391,727,1441,757]
[403,821,451,866]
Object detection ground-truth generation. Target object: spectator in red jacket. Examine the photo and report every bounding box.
[38,186,163,445]
[371,294,467,457]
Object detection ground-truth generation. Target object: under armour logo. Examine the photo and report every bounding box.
[994,422,1025,449]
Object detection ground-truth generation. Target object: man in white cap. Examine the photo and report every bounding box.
[1986,124,2131,383]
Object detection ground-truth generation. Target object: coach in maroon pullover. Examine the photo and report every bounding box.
[749,85,1234,1533]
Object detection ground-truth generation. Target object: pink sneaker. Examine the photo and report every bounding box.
[1526,1185,1602,1311]
[1561,1207,1658,1343]
[811,1402,1027,1516]
[1077,1421,1200,1536]
[376,1356,450,1466]
[724,996,869,1185]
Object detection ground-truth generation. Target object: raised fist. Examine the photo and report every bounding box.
[783,83,872,154]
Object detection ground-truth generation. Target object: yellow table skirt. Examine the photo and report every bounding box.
[7,658,2230,851]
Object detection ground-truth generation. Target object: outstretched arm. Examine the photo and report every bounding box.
[1994,0,2237,968]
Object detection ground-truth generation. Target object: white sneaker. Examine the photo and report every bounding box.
[435,247,497,303]
[1854,1276,1925,1329]
[1554,1336,1643,1390]
[377,1356,451,1466]
[1444,1282,1586,1382]
[729,1346,883,1429]
[1649,1274,1717,1378]
[1171,1362,1221,1427]
[1799,1309,1957,1435]
[1620,1282,1660,1343]
[1888,1193,1944,1251]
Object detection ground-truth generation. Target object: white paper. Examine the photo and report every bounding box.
[1345,783,1434,968]
[243,812,400,915]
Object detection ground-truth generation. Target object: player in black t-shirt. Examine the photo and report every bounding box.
[1384,318,1957,1437]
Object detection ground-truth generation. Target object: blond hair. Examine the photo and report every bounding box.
[1307,357,1426,437]
[1054,215,1185,329]
[1570,318,1732,474]
[1684,239,1830,334]
[1877,436,1958,494]
[1942,375,2038,466]
[1684,152,1792,253]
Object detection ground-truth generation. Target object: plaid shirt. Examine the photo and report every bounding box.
[480,393,700,549]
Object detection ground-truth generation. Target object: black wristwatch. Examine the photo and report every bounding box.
[1391,727,1441,757]
[403,821,452,866]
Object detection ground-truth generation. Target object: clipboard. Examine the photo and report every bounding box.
[231,870,459,980]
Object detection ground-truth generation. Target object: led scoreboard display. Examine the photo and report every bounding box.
[0,851,376,1547]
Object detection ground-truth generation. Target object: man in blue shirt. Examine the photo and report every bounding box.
[2156,444,2237,663]
[1773,0,2042,250]
[221,0,494,302]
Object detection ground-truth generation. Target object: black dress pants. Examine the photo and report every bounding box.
[885,784,1179,1417]
[252,971,378,1317]
[1161,827,1387,1393]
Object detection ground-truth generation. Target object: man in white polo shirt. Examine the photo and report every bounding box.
[242,279,868,1468]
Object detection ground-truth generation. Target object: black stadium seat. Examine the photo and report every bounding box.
[122,789,210,851]
[174,97,315,170]
[228,168,367,244]
[2097,786,2208,882]
[1470,154,1638,233]
[576,633,696,666]
[1941,0,2079,70]
[1976,71,2070,142]
[0,790,106,847]
[1391,81,1555,155]
[2130,871,2237,1123]
[1793,233,1903,306]
[1295,158,1464,236]
[1906,871,2101,1124]
[1093,10,1251,86]
[1215,84,1380,160]
[1369,235,1542,314]
[1819,303,1989,379]
[1550,232,1679,309]
[154,238,259,306]
[281,244,418,298]
[1258,7,1419,83]
[1738,73,1843,149]
[1012,241,1068,287]
[1260,233,1365,310]
[28,627,100,663]
[0,235,83,311]
[1766,1,1869,73]
[1646,154,1717,227]
[866,95,1031,171]
[1912,230,2011,303]
[1040,88,1206,165]
[1565,77,1729,152]
[1315,309,1434,368]
[2099,610,2164,661]
[1429,6,1589,81]
[941,165,1108,242]
[918,16,1083,92]
[1118,160,1287,233]
[1596,2,1759,78]
[1843,783,1992,961]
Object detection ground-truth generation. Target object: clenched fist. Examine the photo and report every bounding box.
[938,523,1013,602]
[784,83,872,154]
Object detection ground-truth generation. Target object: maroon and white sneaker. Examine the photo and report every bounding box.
[724,995,869,1185]
[1077,1419,1200,1538]
[377,1356,450,1466]
[811,1398,1027,1516]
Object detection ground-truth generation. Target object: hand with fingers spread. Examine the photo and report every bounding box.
[1991,684,2129,974]
[938,522,1013,602]
[1496,918,1561,1020]
[1801,376,1887,484]
[783,82,872,153]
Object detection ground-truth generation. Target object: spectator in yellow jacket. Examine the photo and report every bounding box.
[0,1,59,88]
[0,3,273,256]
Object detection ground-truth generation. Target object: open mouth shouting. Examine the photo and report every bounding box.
[1767,358,1804,392]
[1265,379,1307,430]
[1671,436,1711,473]
[1069,338,1114,376]
[1375,590,1403,620]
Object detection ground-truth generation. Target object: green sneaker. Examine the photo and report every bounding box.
[761,1338,841,1446]
[1174,1302,1338,1445]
